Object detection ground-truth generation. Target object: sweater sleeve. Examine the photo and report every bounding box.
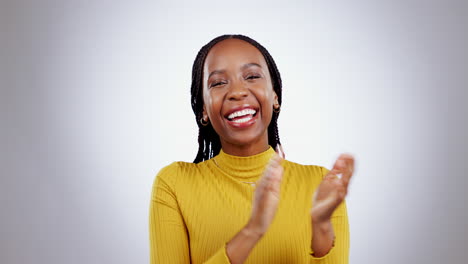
[203,244,232,263]
[149,163,233,264]
[149,162,191,264]
[309,167,350,264]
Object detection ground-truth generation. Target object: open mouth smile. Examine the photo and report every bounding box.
[224,107,258,128]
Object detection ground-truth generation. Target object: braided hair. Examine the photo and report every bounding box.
[191,34,282,163]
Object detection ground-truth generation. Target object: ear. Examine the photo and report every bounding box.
[202,105,208,119]
[273,92,279,106]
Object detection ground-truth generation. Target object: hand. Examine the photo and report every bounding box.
[311,154,354,223]
[246,147,284,237]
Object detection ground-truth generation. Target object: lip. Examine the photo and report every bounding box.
[224,105,258,118]
[224,105,259,129]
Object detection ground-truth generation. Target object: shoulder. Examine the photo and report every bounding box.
[283,159,329,178]
[152,161,200,189]
[282,159,330,187]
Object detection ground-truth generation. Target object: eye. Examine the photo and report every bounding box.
[245,74,261,80]
[210,80,227,88]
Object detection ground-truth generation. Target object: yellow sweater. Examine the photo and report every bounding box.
[149,147,349,263]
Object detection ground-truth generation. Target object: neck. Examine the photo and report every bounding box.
[213,145,275,179]
[220,136,270,157]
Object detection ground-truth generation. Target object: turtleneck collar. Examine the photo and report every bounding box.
[211,147,276,179]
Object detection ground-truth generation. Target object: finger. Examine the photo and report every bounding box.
[257,170,283,200]
[313,189,341,214]
[338,154,354,188]
[275,144,285,159]
[266,164,283,180]
[331,154,354,188]
[339,153,354,175]
[330,158,346,178]
[260,162,283,186]
[338,154,354,171]
[267,173,282,193]
[269,153,283,168]
[324,171,338,181]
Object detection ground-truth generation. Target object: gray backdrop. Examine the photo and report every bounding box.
[2,0,467,263]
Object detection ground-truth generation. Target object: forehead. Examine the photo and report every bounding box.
[204,38,268,73]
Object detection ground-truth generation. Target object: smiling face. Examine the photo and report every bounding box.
[202,38,278,156]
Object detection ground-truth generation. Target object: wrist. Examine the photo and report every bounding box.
[226,224,264,264]
[244,222,265,239]
[311,218,332,234]
[311,218,335,257]
[311,211,330,222]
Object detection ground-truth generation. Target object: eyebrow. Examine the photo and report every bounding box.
[241,62,262,70]
[208,63,263,79]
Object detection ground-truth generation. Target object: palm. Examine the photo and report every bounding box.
[248,153,284,235]
[311,154,354,223]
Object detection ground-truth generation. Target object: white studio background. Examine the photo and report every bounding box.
[1,0,467,263]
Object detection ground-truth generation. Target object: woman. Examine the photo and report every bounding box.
[149,34,355,264]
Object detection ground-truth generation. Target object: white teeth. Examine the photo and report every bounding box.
[232,116,253,123]
[227,109,256,120]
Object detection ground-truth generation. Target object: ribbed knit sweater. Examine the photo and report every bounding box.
[149,147,349,263]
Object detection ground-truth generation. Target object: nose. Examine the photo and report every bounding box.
[227,81,248,101]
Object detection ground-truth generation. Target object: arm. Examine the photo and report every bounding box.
[149,163,190,264]
[225,224,263,263]
[207,151,285,264]
[201,223,263,264]
[310,200,349,263]
[150,151,284,264]
[149,163,259,264]
[309,155,354,263]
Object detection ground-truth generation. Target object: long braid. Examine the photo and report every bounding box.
[191,34,283,163]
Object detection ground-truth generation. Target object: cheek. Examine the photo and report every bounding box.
[255,83,275,105]
[204,90,224,116]
[256,85,275,118]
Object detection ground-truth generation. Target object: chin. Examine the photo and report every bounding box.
[225,130,267,147]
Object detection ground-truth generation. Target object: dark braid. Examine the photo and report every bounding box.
[191,34,283,163]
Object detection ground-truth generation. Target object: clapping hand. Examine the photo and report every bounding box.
[311,154,354,223]
[247,146,285,236]
[309,154,354,257]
